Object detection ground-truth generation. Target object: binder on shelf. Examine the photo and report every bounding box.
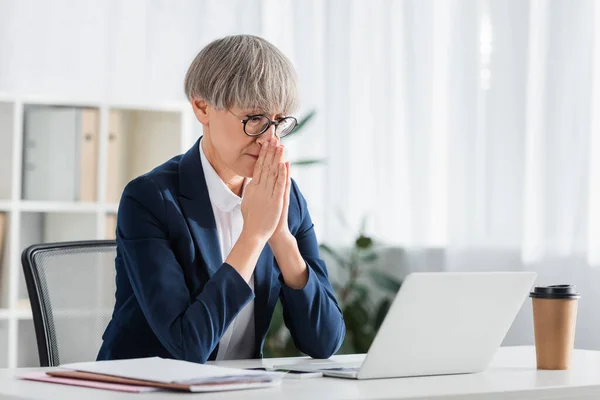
[78,109,99,202]
[0,212,6,263]
[22,106,99,202]
[16,298,31,310]
[23,107,78,201]
[0,212,6,304]
[106,111,123,204]
[105,213,117,240]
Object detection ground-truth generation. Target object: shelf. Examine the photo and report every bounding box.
[18,201,101,213]
[108,101,187,113]
[2,305,113,320]
[17,320,37,367]
[0,93,101,108]
[0,213,11,308]
[0,201,11,212]
[0,102,14,200]
[0,96,188,369]
[0,320,7,368]
[0,93,187,113]
[15,309,32,320]
[104,203,119,214]
[0,201,118,213]
[0,93,15,102]
[15,308,113,320]
[22,98,103,109]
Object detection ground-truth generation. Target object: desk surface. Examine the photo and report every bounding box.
[1,346,600,400]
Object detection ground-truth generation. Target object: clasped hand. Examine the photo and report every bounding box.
[240,138,291,245]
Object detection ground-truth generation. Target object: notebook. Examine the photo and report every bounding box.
[49,357,284,393]
[18,371,158,393]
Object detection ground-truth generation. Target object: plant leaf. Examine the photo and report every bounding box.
[267,300,284,333]
[263,301,299,358]
[368,270,402,293]
[352,328,375,354]
[355,235,373,249]
[343,300,370,328]
[285,110,316,138]
[374,299,392,331]
[319,244,347,268]
[360,215,368,235]
[358,251,377,263]
[297,110,317,129]
[290,159,326,166]
[348,283,369,302]
[338,334,357,355]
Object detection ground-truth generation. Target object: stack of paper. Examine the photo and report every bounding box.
[20,357,284,393]
[19,372,158,393]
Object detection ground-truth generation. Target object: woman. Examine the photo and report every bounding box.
[97,35,345,363]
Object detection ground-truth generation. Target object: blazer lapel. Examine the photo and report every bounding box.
[253,249,271,311]
[178,137,279,357]
[253,246,277,356]
[178,138,222,277]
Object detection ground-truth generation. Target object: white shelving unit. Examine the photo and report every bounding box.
[0,92,197,368]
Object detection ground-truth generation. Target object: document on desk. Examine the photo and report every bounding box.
[49,357,284,392]
[18,371,158,393]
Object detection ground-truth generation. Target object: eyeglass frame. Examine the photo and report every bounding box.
[227,109,298,138]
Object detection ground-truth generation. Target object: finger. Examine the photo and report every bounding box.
[285,162,291,199]
[270,134,280,145]
[260,140,278,187]
[273,162,287,198]
[273,145,285,167]
[281,162,291,213]
[279,144,287,164]
[253,141,269,184]
[265,146,283,190]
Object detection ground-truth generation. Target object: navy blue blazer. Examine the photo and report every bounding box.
[97,138,345,363]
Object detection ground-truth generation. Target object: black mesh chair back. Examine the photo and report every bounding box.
[21,240,117,367]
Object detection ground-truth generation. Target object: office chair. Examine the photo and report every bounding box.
[21,240,117,367]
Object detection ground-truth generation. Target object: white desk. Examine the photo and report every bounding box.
[1,346,600,400]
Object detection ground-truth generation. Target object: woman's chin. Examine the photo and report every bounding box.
[239,161,255,178]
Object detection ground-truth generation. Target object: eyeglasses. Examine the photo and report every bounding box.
[228,109,298,138]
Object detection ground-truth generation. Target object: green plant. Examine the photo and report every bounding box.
[263,217,402,357]
[287,110,325,167]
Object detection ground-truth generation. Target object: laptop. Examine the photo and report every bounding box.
[276,271,536,380]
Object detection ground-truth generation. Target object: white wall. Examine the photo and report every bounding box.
[0,0,262,104]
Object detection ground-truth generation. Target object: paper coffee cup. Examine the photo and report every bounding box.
[530,285,580,370]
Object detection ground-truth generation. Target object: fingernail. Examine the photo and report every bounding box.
[270,140,276,147]
[262,142,267,148]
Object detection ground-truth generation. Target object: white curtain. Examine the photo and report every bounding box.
[1,0,598,266]
[268,0,600,269]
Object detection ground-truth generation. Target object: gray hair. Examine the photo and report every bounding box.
[184,35,299,115]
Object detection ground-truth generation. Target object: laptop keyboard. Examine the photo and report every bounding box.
[320,367,360,372]
[271,361,363,373]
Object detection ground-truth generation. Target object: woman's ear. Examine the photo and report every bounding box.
[191,98,210,125]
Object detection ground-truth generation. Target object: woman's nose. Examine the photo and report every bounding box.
[257,126,279,146]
